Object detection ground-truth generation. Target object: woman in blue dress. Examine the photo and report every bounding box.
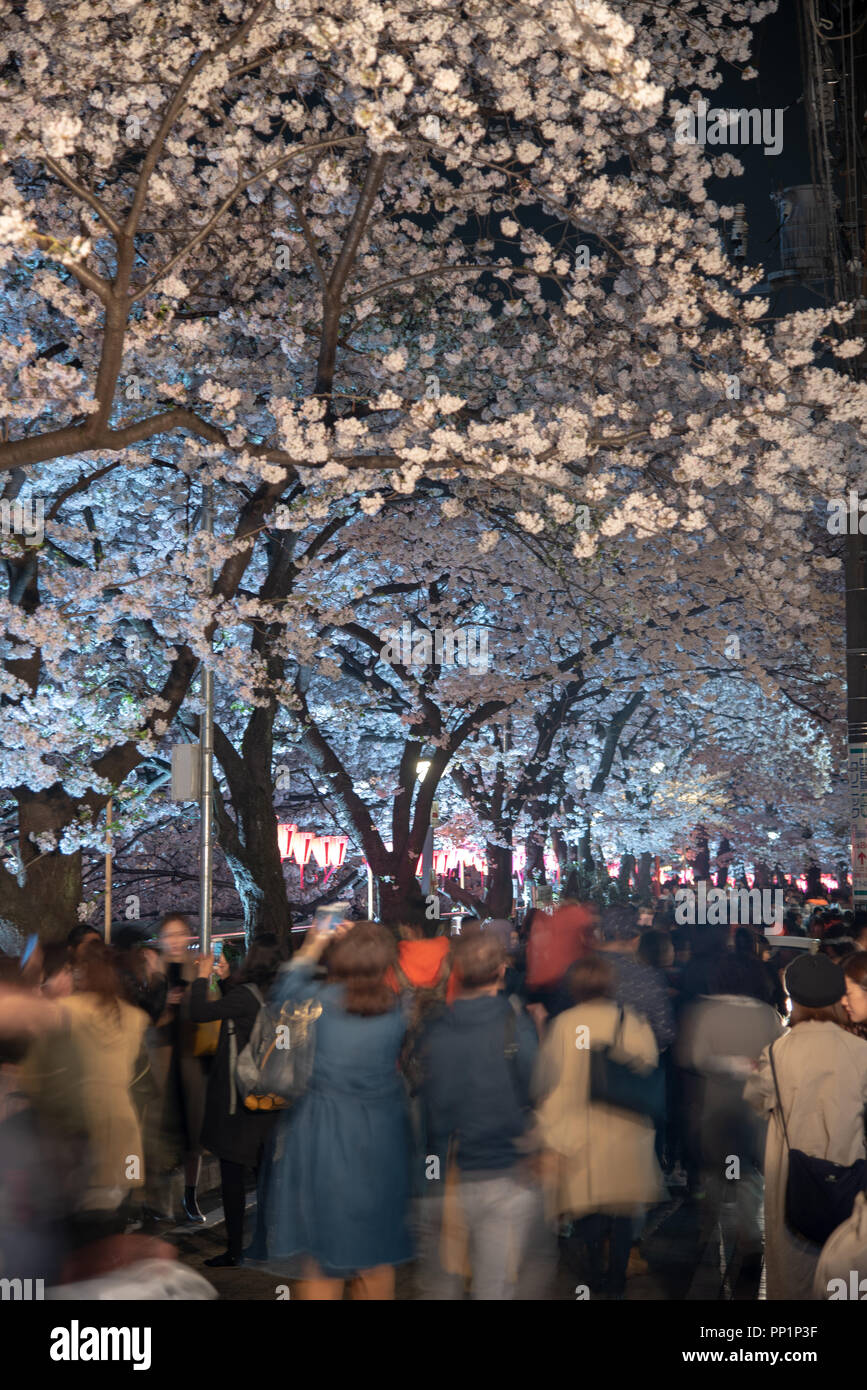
[266,919,412,1298]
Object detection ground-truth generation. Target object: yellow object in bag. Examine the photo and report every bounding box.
[192,975,221,1056]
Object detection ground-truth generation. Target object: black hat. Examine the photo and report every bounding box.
[784,952,845,1009]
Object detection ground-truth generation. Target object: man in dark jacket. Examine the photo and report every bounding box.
[417,933,549,1299]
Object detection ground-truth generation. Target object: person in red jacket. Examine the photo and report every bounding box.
[525,899,598,1016]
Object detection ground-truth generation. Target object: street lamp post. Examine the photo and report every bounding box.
[199,482,214,953]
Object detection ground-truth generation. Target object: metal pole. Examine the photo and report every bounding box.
[846,530,867,907]
[104,796,112,942]
[199,482,214,953]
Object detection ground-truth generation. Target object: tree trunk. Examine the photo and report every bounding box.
[0,786,84,941]
[484,839,514,917]
[636,851,652,903]
[618,852,636,897]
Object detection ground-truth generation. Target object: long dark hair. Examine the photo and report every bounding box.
[240,934,286,989]
[326,921,397,1017]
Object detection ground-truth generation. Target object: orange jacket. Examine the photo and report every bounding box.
[386,936,457,1002]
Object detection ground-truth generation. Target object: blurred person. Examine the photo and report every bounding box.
[387,890,456,1003]
[66,923,102,958]
[535,954,663,1298]
[851,910,867,952]
[676,925,728,1004]
[267,921,412,1299]
[843,953,867,1040]
[148,912,209,1223]
[637,929,674,973]
[189,935,285,1267]
[597,903,674,1050]
[0,961,66,1285]
[40,944,74,999]
[745,954,867,1300]
[417,933,549,1300]
[525,898,597,1018]
[21,940,148,1248]
[119,943,168,1025]
[676,954,782,1264]
[732,927,775,1005]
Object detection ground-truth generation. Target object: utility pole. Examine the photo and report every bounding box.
[199,482,214,952]
[795,0,867,903]
[104,795,112,942]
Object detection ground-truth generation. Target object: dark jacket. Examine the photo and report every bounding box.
[189,976,275,1166]
[421,994,538,1176]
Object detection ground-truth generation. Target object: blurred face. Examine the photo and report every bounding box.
[160,919,191,961]
[43,965,73,998]
[844,975,867,1024]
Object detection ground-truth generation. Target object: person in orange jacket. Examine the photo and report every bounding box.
[386,893,458,1003]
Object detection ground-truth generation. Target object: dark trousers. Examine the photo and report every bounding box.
[219,1158,268,1260]
[572,1213,633,1296]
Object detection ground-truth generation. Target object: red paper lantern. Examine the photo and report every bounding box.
[277,823,296,860]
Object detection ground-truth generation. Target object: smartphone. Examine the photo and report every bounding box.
[20,934,39,969]
[212,940,223,961]
[313,902,350,934]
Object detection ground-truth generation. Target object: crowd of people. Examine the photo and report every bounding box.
[2,883,867,1301]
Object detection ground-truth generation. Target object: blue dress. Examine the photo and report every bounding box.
[266,958,413,1275]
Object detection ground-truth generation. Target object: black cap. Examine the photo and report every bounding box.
[784,952,846,1008]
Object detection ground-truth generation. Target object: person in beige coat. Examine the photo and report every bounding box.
[745,953,867,1300]
[534,954,663,1296]
[21,940,147,1243]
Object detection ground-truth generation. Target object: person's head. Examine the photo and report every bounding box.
[41,943,73,998]
[565,953,615,1004]
[783,908,804,936]
[66,923,102,958]
[637,929,674,971]
[852,910,867,951]
[240,933,286,989]
[734,926,762,958]
[785,952,847,1027]
[669,926,691,962]
[398,890,441,940]
[159,912,193,961]
[72,938,123,1013]
[326,921,397,1016]
[711,953,764,1000]
[689,925,727,959]
[452,933,505,994]
[598,903,639,950]
[481,919,516,957]
[843,952,867,1026]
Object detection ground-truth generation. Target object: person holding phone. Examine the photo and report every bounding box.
[147,913,209,1223]
[188,935,285,1266]
[267,919,413,1299]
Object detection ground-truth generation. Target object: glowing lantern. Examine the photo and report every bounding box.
[291,830,315,887]
[277,823,296,859]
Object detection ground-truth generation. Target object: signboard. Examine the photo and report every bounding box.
[849,742,867,903]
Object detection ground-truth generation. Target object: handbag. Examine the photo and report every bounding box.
[769,1039,867,1246]
[589,1005,665,1124]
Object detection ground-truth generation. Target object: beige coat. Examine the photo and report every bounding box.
[23,992,147,1208]
[534,999,663,1218]
[745,1021,867,1300]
